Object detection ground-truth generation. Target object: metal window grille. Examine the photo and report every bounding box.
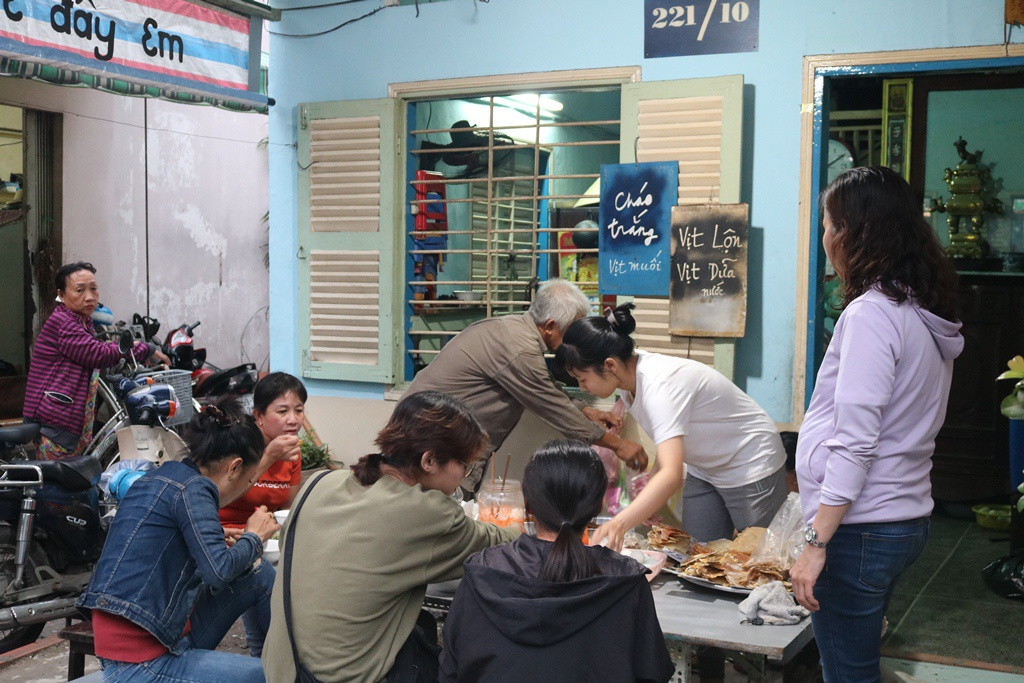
[407,92,620,366]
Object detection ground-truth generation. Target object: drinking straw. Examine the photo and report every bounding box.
[501,453,511,490]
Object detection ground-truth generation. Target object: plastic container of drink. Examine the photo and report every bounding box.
[477,479,526,530]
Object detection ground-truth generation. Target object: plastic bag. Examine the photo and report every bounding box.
[100,458,154,498]
[592,400,626,485]
[749,492,805,570]
[982,552,1024,600]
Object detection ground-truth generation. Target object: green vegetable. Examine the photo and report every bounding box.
[300,435,330,471]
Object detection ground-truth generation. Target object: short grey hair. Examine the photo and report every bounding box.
[527,279,592,331]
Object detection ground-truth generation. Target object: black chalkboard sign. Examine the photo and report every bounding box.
[669,203,748,338]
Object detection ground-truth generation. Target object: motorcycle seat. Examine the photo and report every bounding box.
[0,422,41,449]
[32,456,102,491]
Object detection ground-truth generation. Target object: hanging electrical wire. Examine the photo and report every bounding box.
[269,5,384,37]
[278,0,373,11]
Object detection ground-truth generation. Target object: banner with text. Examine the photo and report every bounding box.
[669,203,748,338]
[0,0,262,106]
[598,161,678,296]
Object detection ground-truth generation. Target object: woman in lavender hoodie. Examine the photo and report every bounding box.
[792,167,963,682]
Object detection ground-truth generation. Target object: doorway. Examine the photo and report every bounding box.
[0,104,24,375]
[794,45,1024,422]
[795,45,1024,673]
[0,105,61,422]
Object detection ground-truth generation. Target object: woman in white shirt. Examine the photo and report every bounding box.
[556,304,787,550]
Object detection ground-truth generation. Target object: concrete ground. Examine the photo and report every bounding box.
[0,617,250,682]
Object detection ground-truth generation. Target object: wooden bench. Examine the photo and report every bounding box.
[58,620,95,681]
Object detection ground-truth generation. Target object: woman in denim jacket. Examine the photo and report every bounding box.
[79,397,280,682]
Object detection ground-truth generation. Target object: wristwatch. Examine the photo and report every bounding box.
[804,524,828,549]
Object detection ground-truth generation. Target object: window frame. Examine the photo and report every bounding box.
[294,67,746,387]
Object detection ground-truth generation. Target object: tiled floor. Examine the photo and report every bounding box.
[882,511,1024,673]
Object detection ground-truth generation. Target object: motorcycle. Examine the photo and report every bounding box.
[0,333,181,653]
[193,363,258,413]
[163,321,207,373]
[160,318,259,412]
[0,423,102,652]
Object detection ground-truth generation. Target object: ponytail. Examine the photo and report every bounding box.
[524,440,607,583]
[351,452,387,486]
[556,303,637,375]
[184,396,263,469]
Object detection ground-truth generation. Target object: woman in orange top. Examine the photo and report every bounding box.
[219,371,305,656]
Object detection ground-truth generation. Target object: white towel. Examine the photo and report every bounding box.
[738,581,810,625]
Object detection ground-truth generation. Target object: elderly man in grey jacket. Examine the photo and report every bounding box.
[408,279,647,492]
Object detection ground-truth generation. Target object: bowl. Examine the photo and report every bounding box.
[622,549,668,581]
[273,510,289,526]
[453,290,483,302]
[972,504,1012,531]
[263,538,280,564]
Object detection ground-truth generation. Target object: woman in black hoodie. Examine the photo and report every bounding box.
[438,440,674,683]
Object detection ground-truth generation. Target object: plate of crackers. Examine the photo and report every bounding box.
[646,524,791,595]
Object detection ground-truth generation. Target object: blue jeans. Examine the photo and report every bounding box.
[811,517,929,683]
[99,559,274,682]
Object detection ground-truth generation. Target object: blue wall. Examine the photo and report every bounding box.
[268,0,1017,419]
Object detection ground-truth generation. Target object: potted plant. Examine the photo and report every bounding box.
[997,356,1024,512]
[300,434,332,483]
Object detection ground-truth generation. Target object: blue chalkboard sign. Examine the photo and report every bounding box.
[598,162,678,296]
[645,0,759,58]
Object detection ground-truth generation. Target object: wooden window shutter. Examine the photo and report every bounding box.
[297,98,403,382]
[619,76,744,379]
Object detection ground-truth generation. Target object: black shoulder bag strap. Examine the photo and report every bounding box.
[283,470,331,683]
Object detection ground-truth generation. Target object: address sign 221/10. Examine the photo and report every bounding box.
[645,0,759,58]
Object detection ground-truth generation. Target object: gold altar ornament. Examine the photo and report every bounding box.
[932,137,1004,260]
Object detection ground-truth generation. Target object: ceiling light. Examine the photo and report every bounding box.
[506,94,563,113]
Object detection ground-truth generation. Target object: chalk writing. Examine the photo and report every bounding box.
[598,161,678,296]
[669,204,749,338]
[614,183,654,210]
[608,250,664,277]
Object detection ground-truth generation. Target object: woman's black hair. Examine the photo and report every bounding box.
[555,302,637,375]
[252,372,308,414]
[184,395,264,469]
[822,166,959,322]
[55,261,96,291]
[523,440,607,583]
[351,390,488,486]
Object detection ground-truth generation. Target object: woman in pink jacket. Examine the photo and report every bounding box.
[23,262,169,460]
[792,167,963,682]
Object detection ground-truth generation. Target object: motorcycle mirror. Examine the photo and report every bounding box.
[118,330,134,355]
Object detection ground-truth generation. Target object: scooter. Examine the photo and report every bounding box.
[0,423,102,652]
[193,363,258,413]
[163,321,207,372]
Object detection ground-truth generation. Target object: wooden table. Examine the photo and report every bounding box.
[651,575,815,681]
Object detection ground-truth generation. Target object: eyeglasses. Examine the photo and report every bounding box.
[458,460,482,480]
